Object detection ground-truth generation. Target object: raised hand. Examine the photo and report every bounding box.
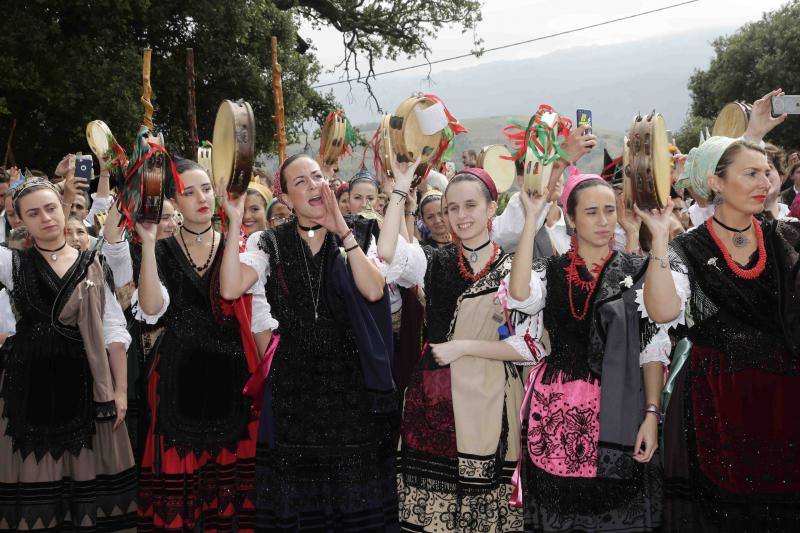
[135,221,159,247]
[561,125,597,164]
[214,175,245,222]
[389,154,422,191]
[311,179,349,237]
[745,88,787,141]
[516,161,561,220]
[633,198,675,247]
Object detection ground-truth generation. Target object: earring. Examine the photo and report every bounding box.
[712,191,724,207]
[487,218,493,233]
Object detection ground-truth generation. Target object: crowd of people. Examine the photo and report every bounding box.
[0,87,798,533]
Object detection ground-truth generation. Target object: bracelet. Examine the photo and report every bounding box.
[644,403,663,424]
[339,229,353,242]
[649,253,668,269]
[404,211,416,217]
[391,189,409,200]
[344,243,359,253]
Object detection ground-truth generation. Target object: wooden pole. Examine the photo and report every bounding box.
[3,119,16,168]
[271,36,287,163]
[142,48,154,129]
[186,48,199,157]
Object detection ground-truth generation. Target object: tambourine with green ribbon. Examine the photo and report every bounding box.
[503,104,572,165]
[320,110,359,165]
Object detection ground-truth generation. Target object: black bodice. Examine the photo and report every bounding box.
[151,237,250,455]
[257,221,388,450]
[3,249,99,460]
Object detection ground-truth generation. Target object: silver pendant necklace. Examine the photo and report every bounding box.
[461,239,491,263]
[298,233,326,321]
[712,216,751,248]
[35,240,68,261]
[298,222,323,239]
[181,224,213,244]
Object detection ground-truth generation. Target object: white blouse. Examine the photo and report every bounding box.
[0,246,131,348]
[503,264,675,367]
[126,239,278,333]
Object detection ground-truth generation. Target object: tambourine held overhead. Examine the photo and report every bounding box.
[626,111,671,210]
[389,95,446,164]
[477,145,516,194]
[712,101,752,138]
[212,99,256,195]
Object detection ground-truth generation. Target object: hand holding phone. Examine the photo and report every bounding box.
[771,95,800,117]
[577,109,593,135]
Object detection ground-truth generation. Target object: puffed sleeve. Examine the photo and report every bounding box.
[249,278,279,333]
[503,312,547,366]
[0,289,15,335]
[636,247,691,331]
[0,246,12,291]
[103,282,131,349]
[639,327,671,366]
[131,284,170,325]
[101,239,134,288]
[374,234,426,289]
[241,231,270,289]
[491,193,527,253]
[502,260,549,316]
[85,194,113,228]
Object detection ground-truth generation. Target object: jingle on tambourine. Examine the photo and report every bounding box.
[626,111,672,210]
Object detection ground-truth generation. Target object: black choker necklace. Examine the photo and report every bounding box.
[461,239,491,263]
[181,224,213,243]
[712,216,751,248]
[298,222,323,238]
[35,240,68,261]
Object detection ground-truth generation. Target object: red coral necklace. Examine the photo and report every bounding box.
[458,240,500,282]
[564,237,613,321]
[705,216,766,280]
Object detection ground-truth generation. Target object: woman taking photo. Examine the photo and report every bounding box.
[506,167,668,532]
[0,178,136,531]
[218,153,400,531]
[132,158,275,532]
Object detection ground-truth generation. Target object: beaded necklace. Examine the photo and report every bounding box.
[705,216,766,280]
[563,237,613,321]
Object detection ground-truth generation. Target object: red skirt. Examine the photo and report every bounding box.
[137,365,257,533]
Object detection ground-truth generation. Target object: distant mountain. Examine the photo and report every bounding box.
[262,27,732,177]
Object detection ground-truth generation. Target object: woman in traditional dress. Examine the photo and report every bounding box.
[0,178,137,531]
[217,153,399,531]
[418,190,451,248]
[377,159,547,532]
[133,159,275,532]
[505,167,667,532]
[641,136,800,531]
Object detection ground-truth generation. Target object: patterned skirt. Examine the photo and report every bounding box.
[0,397,138,532]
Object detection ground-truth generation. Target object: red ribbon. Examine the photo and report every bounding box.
[242,332,281,412]
[420,94,467,180]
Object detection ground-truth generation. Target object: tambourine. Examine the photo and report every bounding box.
[212,99,256,195]
[320,112,348,166]
[389,95,446,164]
[477,145,516,193]
[378,114,394,178]
[625,112,672,210]
[86,120,116,159]
[712,101,751,138]
[139,132,167,224]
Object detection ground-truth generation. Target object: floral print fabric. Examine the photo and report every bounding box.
[527,363,600,478]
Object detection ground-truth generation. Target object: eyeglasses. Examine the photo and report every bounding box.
[269,216,289,225]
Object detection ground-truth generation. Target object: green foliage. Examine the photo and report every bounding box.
[674,114,714,154]
[0,0,481,170]
[686,1,800,150]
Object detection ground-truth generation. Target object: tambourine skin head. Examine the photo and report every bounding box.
[86,120,114,159]
[478,145,516,194]
[212,99,255,195]
[712,101,751,138]
[523,147,549,196]
[390,96,444,164]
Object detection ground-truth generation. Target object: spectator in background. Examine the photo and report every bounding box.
[781,161,800,206]
[66,214,91,251]
[764,143,790,219]
[253,167,274,192]
[461,149,477,168]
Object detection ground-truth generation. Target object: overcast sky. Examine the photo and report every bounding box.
[303,0,789,86]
